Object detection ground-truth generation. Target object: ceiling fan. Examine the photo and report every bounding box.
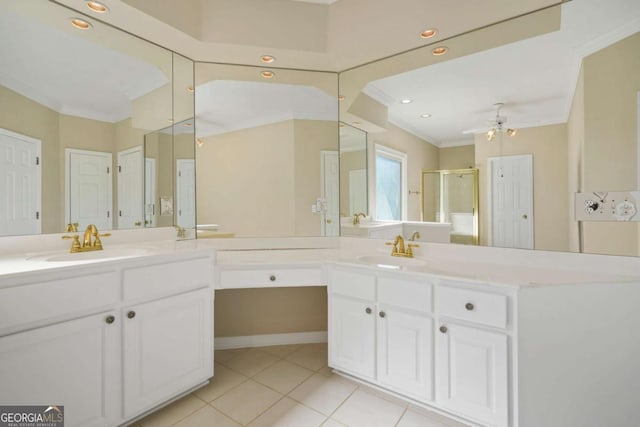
[462,102,518,141]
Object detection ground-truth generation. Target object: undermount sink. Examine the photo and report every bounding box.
[28,247,152,263]
[356,255,427,268]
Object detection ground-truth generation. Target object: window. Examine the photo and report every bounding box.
[375,145,407,221]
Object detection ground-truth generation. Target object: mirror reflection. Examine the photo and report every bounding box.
[0,1,195,236]
[339,0,640,256]
[194,63,339,238]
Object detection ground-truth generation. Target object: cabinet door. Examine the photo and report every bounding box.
[329,295,376,379]
[0,312,120,427]
[377,306,433,401]
[123,288,213,418]
[436,323,508,427]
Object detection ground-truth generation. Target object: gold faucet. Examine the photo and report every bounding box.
[410,231,421,241]
[175,225,186,239]
[62,224,110,253]
[385,235,419,258]
[65,222,78,232]
[353,212,366,225]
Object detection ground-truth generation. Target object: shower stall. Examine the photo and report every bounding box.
[421,168,479,245]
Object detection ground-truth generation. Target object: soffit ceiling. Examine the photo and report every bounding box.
[362,0,640,146]
[55,0,562,71]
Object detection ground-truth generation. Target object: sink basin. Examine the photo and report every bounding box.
[28,247,152,263]
[356,255,427,268]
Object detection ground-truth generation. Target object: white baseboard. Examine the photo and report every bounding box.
[214,331,327,350]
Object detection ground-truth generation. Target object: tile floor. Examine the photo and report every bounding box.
[135,343,470,427]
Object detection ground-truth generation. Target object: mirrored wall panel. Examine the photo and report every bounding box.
[194,64,339,238]
[0,1,195,236]
[338,0,640,256]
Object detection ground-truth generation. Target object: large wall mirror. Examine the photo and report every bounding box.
[194,63,339,238]
[0,1,195,237]
[339,0,640,257]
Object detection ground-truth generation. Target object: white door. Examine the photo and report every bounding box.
[436,323,508,427]
[377,306,433,401]
[0,128,41,235]
[490,155,533,249]
[144,158,156,227]
[176,159,195,228]
[321,151,340,236]
[0,312,120,427]
[329,295,376,380]
[117,146,143,229]
[123,288,213,418]
[349,169,367,215]
[66,149,112,231]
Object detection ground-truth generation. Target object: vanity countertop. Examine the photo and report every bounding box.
[0,239,214,285]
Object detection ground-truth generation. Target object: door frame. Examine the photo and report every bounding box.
[64,148,113,228]
[487,154,534,248]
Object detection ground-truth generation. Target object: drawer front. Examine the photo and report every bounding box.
[378,276,432,313]
[219,267,323,289]
[437,286,508,329]
[328,268,375,300]
[123,257,213,301]
[0,271,119,334]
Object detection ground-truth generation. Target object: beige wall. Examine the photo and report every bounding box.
[0,85,61,233]
[579,32,640,256]
[439,145,475,170]
[475,124,570,252]
[214,287,327,337]
[368,123,439,221]
[197,120,296,236]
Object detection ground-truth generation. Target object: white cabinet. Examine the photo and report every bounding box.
[377,306,433,401]
[0,312,120,427]
[0,251,215,427]
[436,322,508,427]
[329,295,376,379]
[123,287,213,417]
[328,267,434,401]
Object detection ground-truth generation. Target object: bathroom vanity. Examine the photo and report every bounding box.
[0,242,215,427]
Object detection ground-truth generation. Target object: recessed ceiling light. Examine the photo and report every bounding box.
[167,119,173,123]
[339,123,345,127]
[183,122,192,127]
[401,99,413,104]
[70,18,92,30]
[432,46,448,56]
[86,1,108,13]
[261,70,275,79]
[338,95,345,101]
[420,28,438,39]
[187,86,194,93]
[420,114,432,118]
[261,55,276,64]
[352,121,361,125]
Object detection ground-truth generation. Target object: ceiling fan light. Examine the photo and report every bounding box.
[506,128,517,137]
[486,129,496,141]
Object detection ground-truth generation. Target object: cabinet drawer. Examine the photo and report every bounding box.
[378,276,432,313]
[219,267,323,289]
[0,271,119,333]
[437,286,508,329]
[328,268,375,300]
[123,257,212,301]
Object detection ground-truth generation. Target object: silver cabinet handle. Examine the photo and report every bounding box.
[127,311,136,319]
[465,302,475,311]
[105,315,115,324]
[379,311,386,318]
[439,325,448,334]
[365,307,372,314]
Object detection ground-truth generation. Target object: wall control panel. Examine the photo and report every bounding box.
[575,191,639,221]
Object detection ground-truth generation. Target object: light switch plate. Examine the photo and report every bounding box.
[575,191,640,221]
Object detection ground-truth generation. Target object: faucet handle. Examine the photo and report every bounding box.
[385,241,398,254]
[406,243,419,256]
[62,234,81,252]
[93,233,111,249]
